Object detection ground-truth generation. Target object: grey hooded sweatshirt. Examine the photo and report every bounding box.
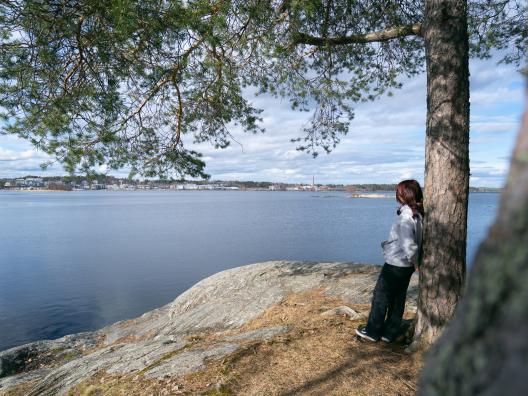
[381,204,423,268]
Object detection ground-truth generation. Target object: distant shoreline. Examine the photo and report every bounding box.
[0,189,72,192]
[0,176,503,194]
[1,189,501,195]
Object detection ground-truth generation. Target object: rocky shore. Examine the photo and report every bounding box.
[0,261,419,395]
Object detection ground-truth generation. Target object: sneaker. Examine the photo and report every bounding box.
[381,336,392,343]
[355,326,378,342]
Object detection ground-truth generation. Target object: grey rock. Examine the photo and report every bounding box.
[321,306,364,320]
[0,261,417,395]
[163,261,382,335]
[99,261,389,344]
[0,332,100,378]
[0,369,51,391]
[25,338,187,396]
[144,344,239,379]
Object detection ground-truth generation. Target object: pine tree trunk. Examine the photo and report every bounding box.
[419,81,528,395]
[408,0,470,350]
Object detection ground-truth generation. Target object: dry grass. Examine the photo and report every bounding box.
[43,289,423,396]
[185,289,423,395]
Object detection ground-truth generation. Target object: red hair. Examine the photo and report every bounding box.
[396,179,424,218]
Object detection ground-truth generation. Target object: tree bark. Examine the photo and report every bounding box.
[419,80,528,395]
[408,0,470,350]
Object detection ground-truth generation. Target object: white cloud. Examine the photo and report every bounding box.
[0,142,59,177]
[0,147,45,162]
[471,114,520,134]
[471,87,523,107]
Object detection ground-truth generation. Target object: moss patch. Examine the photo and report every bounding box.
[137,343,196,375]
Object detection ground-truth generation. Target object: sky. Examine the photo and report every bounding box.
[0,54,524,187]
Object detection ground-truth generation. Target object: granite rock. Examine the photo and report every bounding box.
[0,261,417,395]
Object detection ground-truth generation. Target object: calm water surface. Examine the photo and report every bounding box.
[0,190,498,351]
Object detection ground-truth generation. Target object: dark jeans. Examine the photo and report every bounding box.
[365,263,415,340]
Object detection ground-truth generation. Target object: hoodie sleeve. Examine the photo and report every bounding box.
[399,217,418,262]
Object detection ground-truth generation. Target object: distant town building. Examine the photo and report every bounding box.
[25,177,44,187]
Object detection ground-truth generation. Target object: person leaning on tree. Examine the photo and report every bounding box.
[356,179,424,343]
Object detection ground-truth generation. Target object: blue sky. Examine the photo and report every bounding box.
[0,54,524,187]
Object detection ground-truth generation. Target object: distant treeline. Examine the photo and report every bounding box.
[346,184,397,192]
[468,187,502,192]
[346,184,501,193]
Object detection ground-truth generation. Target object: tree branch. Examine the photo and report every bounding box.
[63,16,85,91]
[173,79,183,148]
[121,37,205,128]
[293,23,422,46]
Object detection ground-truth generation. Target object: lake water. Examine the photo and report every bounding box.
[0,190,498,351]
